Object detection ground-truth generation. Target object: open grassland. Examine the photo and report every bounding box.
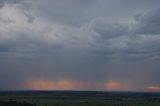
[0,91,160,106]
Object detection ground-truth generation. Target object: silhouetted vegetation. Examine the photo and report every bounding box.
[0,101,36,106]
[0,91,160,106]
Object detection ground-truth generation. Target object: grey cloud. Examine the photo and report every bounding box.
[5,0,21,4]
[0,45,10,52]
[85,7,160,61]
[135,8,160,35]
[0,0,160,91]
[0,0,21,8]
[0,0,5,8]
[26,0,95,26]
[91,20,128,39]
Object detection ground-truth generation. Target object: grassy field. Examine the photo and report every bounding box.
[0,91,160,106]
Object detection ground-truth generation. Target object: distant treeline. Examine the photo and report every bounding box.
[1,91,160,98]
[0,101,36,106]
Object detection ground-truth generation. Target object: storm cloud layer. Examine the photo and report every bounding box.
[0,0,160,91]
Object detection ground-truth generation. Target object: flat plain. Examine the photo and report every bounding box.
[0,91,160,106]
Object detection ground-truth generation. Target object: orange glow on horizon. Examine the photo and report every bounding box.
[105,81,127,91]
[147,86,160,91]
[25,79,77,90]
[25,78,129,91]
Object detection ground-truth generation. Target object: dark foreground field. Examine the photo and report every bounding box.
[0,91,160,106]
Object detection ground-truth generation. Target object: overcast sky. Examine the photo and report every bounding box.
[0,0,160,91]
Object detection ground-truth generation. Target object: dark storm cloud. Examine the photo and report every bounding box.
[0,46,7,52]
[26,0,96,26]
[93,21,128,39]
[0,0,160,91]
[87,7,160,61]
[135,8,160,35]
[122,0,160,6]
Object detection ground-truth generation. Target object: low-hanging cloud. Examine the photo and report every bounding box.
[0,0,160,91]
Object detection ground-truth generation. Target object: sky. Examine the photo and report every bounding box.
[0,0,160,91]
